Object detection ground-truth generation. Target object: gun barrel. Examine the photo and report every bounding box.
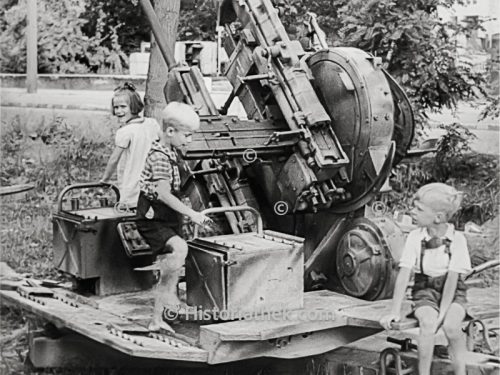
[138,0,176,69]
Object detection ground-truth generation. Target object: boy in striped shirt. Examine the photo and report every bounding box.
[136,102,211,332]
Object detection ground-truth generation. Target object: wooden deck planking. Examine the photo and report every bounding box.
[2,280,498,365]
[200,325,381,364]
[337,286,500,331]
[337,299,417,330]
[199,290,371,342]
[95,289,202,343]
[1,290,208,362]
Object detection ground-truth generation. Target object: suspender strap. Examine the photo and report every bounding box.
[420,237,452,276]
[443,239,452,257]
[420,239,427,275]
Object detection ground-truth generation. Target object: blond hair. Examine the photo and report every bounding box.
[161,102,200,132]
[414,183,463,219]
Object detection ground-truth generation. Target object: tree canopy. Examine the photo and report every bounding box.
[1,0,488,124]
[281,0,485,125]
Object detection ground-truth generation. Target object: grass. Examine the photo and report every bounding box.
[0,115,112,374]
[1,195,56,278]
[1,115,112,279]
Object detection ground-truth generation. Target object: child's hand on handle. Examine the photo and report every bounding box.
[189,211,214,228]
[380,313,400,330]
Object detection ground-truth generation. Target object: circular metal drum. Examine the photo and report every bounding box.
[335,217,405,300]
[307,48,414,213]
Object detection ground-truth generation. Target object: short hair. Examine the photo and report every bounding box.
[111,82,144,115]
[161,102,200,132]
[414,183,463,219]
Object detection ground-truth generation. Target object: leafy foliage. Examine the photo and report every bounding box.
[282,0,486,129]
[81,0,217,54]
[178,0,217,41]
[1,0,128,73]
[479,95,500,120]
[434,122,476,180]
[81,0,150,54]
[381,152,498,230]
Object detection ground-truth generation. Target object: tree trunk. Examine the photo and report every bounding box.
[144,0,180,121]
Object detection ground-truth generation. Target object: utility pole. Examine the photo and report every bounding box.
[26,0,37,93]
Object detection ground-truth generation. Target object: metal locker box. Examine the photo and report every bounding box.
[52,183,154,295]
[186,206,304,317]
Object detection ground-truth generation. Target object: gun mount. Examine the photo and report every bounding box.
[3,1,500,372]
[140,0,414,299]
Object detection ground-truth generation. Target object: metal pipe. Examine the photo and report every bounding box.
[465,259,500,280]
[138,0,176,69]
[193,206,263,237]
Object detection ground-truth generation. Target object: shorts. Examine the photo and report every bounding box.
[411,273,468,314]
[136,193,181,256]
[136,219,179,256]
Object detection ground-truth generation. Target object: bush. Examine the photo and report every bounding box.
[0,0,128,74]
[434,122,477,181]
[381,151,498,230]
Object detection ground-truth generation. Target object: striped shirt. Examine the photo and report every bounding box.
[139,141,181,200]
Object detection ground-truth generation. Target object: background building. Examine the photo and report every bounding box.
[439,0,499,93]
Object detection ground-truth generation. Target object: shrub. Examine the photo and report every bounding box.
[0,0,128,74]
[380,151,498,230]
[434,122,477,181]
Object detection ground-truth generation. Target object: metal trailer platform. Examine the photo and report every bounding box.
[1,276,498,371]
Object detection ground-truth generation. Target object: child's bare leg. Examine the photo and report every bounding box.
[414,306,439,375]
[149,236,188,331]
[150,265,174,332]
[442,303,467,375]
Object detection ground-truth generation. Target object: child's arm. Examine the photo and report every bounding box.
[380,267,411,330]
[436,270,460,330]
[101,146,125,183]
[156,179,211,226]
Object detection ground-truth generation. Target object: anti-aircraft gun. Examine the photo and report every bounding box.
[140,0,414,300]
[3,1,500,370]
